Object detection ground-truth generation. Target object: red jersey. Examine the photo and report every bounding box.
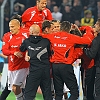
[68,26,95,68]
[70,47,94,69]
[41,26,94,64]
[2,29,30,71]
[22,6,52,29]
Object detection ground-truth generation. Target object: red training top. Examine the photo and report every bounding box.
[22,6,52,29]
[2,28,30,71]
[41,26,94,64]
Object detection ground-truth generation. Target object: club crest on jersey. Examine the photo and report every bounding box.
[11,45,18,48]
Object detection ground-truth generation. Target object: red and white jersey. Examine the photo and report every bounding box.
[22,6,52,29]
[41,26,94,64]
[2,29,30,71]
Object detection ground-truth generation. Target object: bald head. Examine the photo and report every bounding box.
[29,24,40,35]
[9,19,20,34]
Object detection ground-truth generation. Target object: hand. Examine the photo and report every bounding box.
[25,55,30,61]
[14,51,23,58]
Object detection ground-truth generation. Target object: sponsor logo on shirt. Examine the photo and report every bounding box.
[11,45,18,48]
[54,36,67,40]
[54,36,60,39]
[28,46,42,51]
[16,37,20,39]
[54,43,66,47]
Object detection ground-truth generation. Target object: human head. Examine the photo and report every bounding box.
[94,18,100,34]
[29,24,40,35]
[53,6,59,13]
[70,24,82,36]
[52,20,60,32]
[74,20,81,27]
[11,14,22,24]
[60,21,71,32]
[65,5,71,13]
[9,19,20,35]
[93,28,98,37]
[42,20,54,34]
[36,0,47,11]
[84,10,92,18]
[13,3,20,12]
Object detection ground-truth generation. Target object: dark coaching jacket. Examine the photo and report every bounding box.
[84,33,100,68]
[20,35,51,69]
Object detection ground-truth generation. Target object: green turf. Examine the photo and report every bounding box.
[0,92,44,100]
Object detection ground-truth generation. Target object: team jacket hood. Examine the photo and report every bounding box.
[29,35,42,44]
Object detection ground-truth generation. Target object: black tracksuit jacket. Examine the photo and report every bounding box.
[84,33,100,67]
[20,35,51,70]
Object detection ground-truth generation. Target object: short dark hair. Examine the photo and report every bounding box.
[10,14,22,24]
[97,18,100,21]
[36,0,40,2]
[60,21,71,32]
[42,20,53,32]
[97,18,100,24]
[51,19,60,23]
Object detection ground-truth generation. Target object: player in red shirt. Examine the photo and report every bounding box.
[2,19,30,100]
[22,0,52,29]
[41,21,94,100]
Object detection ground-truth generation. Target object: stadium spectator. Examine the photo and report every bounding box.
[81,0,98,23]
[0,0,3,6]
[52,6,62,21]
[47,0,54,12]
[52,0,62,7]
[61,5,75,23]
[11,3,25,18]
[4,0,10,33]
[59,0,72,14]
[71,0,82,21]
[81,10,94,26]
[97,1,100,19]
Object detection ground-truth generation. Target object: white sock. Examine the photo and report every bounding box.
[16,92,23,100]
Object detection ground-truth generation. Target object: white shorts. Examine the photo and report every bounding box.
[63,83,70,93]
[8,68,29,90]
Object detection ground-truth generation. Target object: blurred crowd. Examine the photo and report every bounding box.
[0,0,100,33]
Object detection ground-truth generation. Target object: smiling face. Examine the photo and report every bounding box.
[37,0,47,11]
